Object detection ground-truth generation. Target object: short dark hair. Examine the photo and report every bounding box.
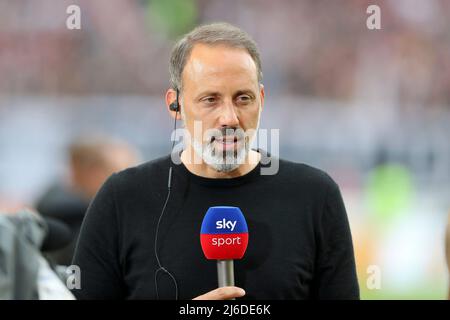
[169,22,263,91]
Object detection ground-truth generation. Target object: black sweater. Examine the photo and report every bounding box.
[72,151,359,300]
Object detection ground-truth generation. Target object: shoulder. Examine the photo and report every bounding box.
[277,158,339,192]
[107,154,172,193]
[114,154,170,180]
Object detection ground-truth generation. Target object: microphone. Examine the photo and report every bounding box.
[200,206,248,290]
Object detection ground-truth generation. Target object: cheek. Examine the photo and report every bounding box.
[240,108,261,129]
[183,117,214,142]
[184,104,211,124]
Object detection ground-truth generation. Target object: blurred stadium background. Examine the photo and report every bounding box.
[1,0,449,299]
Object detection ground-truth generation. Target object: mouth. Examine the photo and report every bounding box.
[212,136,239,144]
[211,136,240,150]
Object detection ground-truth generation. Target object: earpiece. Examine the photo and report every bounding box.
[169,88,180,112]
[169,101,179,112]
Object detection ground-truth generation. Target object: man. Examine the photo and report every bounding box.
[37,135,138,266]
[72,23,359,300]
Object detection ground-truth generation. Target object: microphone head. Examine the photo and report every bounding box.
[200,206,248,260]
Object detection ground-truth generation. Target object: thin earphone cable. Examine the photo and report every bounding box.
[154,89,180,300]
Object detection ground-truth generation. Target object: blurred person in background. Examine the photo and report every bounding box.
[0,208,76,299]
[446,211,450,300]
[35,135,139,266]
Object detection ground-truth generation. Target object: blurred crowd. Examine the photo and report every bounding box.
[1,0,450,109]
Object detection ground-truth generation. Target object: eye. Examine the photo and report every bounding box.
[236,95,252,104]
[201,96,217,105]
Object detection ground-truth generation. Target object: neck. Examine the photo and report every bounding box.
[180,147,261,179]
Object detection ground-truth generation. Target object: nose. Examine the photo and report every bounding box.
[218,100,239,128]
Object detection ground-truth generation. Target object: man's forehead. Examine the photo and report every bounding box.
[183,43,258,81]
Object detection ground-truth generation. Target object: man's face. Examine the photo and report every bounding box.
[179,43,264,172]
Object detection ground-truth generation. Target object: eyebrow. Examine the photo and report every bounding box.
[195,91,221,101]
[195,89,256,101]
[233,90,256,98]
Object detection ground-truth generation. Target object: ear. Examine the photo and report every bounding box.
[165,88,182,120]
[259,84,265,111]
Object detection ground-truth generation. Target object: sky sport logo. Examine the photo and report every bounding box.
[200,207,249,260]
[216,218,237,231]
[213,219,242,247]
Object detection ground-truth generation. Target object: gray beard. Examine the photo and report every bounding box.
[191,137,249,173]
